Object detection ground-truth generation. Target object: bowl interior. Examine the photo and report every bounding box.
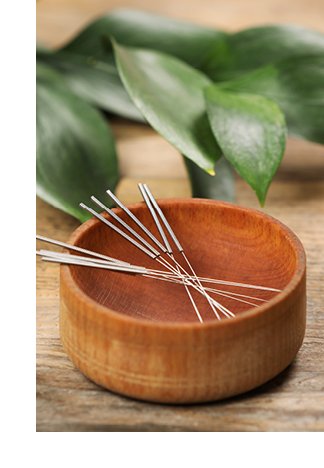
[68,200,298,323]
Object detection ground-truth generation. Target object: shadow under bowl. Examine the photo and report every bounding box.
[60,199,306,403]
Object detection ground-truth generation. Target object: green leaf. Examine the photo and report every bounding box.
[218,55,324,144]
[113,42,221,173]
[205,86,287,204]
[184,156,235,201]
[37,49,144,122]
[63,8,226,70]
[206,25,324,81]
[37,63,119,222]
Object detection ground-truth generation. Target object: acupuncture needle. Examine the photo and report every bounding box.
[89,196,195,290]
[105,190,228,318]
[36,234,130,265]
[106,190,167,253]
[36,234,278,293]
[104,191,203,282]
[37,243,265,307]
[105,190,204,287]
[141,184,229,319]
[79,203,157,259]
[138,183,203,323]
[106,190,233,319]
[91,195,161,257]
[37,249,145,270]
[38,246,266,311]
[140,186,235,318]
[80,202,197,294]
[37,246,273,316]
[36,251,147,274]
[81,198,230,318]
[138,184,235,319]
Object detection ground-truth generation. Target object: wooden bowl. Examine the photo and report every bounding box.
[60,199,306,403]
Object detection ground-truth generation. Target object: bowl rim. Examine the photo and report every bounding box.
[61,199,306,331]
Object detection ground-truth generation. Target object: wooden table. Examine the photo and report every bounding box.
[36,0,324,431]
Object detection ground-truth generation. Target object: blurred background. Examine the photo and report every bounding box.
[37,0,324,208]
[37,0,324,46]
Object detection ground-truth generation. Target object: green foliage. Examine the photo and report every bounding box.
[37,48,144,121]
[113,42,221,173]
[36,9,324,218]
[205,87,286,204]
[217,55,324,144]
[37,63,119,221]
[63,8,226,70]
[184,157,235,201]
[204,25,324,80]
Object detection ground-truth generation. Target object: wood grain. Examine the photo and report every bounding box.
[59,199,306,403]
[36,0,324,430]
